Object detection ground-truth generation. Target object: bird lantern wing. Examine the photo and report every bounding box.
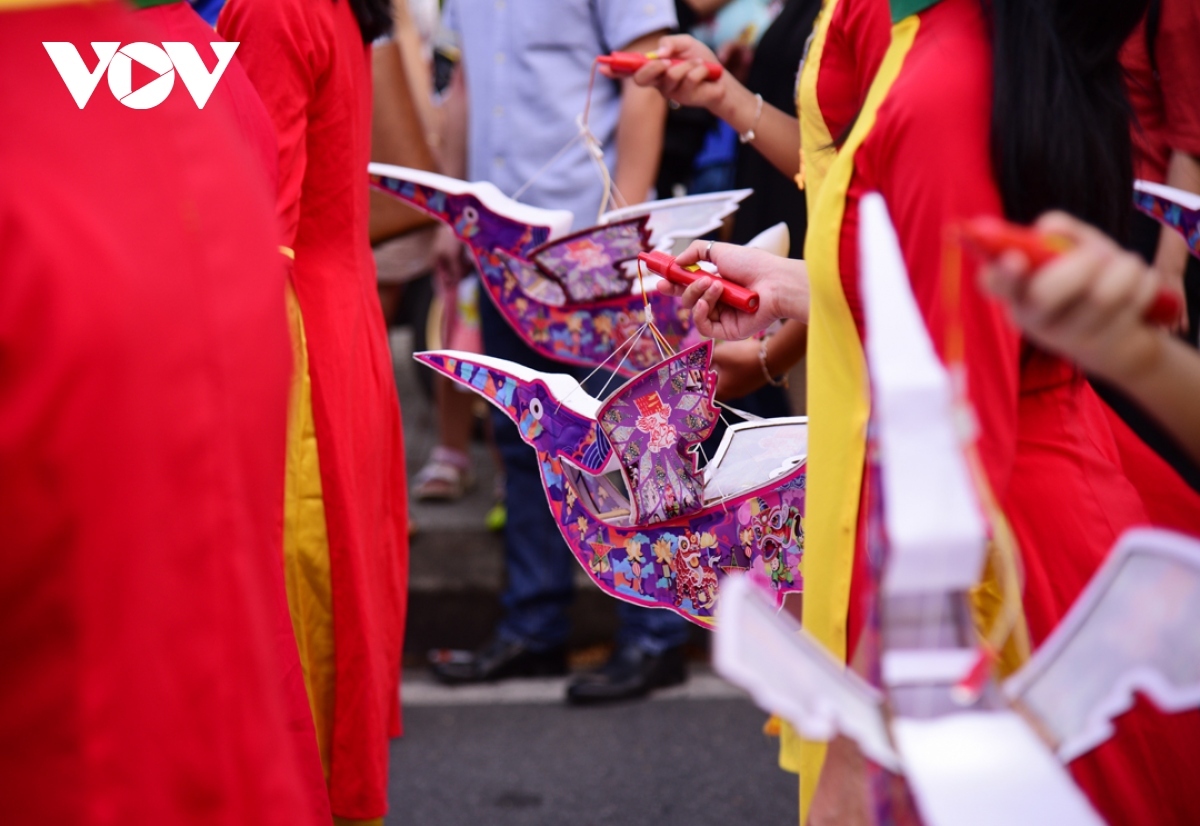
[597,341,719,525]
[1005,528,1200,762]
[528,217,652,303]
[714,575,899,771]
[601,189,753,253]
[1134,180,1200,259]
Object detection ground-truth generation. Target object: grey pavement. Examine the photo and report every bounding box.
[387,670,797,826]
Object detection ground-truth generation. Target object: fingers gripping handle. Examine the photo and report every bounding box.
[598,52,724,82]
[960,216,1182,326]
[638,250,760,313]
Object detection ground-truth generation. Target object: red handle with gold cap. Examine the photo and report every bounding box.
[638,250,760,314]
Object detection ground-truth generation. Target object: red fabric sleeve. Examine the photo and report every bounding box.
[817,0,891,141]
[218,0,329,248]
[1158,0,1200,158]
[847,0,1022,501]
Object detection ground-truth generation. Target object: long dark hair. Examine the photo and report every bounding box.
[985,0,1148,240]
[348,0,392,44]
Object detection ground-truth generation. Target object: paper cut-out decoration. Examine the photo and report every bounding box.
[369,163,761,376]
[414,340,806,626]
[1005,528,1200,762]
[600,188,752,253]
[1134,179,1200,259]
[715,193,1200,826]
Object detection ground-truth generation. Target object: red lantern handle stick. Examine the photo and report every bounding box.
[638,250,760,314]
[597,52,724,82]
[960,216,1181,326]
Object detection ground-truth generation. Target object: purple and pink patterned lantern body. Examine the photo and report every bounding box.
[415,342,806,626]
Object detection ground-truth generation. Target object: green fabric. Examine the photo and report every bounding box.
[129,0,181,9]
[891,0,939,22]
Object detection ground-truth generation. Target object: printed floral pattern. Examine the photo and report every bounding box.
[598,344,718,524]
[530,218,649,302]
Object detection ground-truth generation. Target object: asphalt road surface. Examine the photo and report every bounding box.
[386,669,797,826]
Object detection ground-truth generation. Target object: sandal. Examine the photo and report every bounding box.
[414,447,475,501]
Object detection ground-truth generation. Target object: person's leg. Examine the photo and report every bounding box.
[429,297,576,683]
[613,602,693,654]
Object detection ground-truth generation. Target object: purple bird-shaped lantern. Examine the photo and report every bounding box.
[369,164,765,377]
[415,340,807,626]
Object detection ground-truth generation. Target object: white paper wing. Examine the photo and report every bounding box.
[859,192,988,596]
[1006,528,1200,761]
[742,221,791,257]
[894,712,1106,826]
[601,189,752,253]
[713,575,899,770]
[703,417,807,504]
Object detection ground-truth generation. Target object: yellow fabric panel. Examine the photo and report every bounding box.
[283,284,337,781]
[333,818,383,826]
[796,0,840,210]
[776,0,842,781]
[793,16,921,823]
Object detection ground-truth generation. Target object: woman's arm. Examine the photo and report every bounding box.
[604,34,801,179]
[984,211,1200,463]
[712,319,808,400]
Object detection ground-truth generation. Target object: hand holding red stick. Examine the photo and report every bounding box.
[639,250,760,313]
[598,51,723,82]
[961,216,1181,325]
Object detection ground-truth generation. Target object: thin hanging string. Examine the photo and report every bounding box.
[555,321,650,413]
[941,228,1026,663]
[510,58,628,219]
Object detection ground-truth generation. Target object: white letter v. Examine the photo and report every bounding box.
[43,42,120,109]
[164,42,240,109]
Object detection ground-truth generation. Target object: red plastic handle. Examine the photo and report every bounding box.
[598,52,723,82]
[960,216,1181,326]
[638,250,760,314]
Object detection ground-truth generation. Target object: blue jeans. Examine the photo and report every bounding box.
[480,297,692,655]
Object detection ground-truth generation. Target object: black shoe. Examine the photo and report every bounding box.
[565,643,687,705]
[428,637,568,685]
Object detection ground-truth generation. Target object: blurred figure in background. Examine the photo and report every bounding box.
[219,0,410,820]
[1093,0,1200,538]
[1,0,325,821]
[428,0,695,706]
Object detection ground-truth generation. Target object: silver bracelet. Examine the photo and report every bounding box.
[739,93,764,145]
[759,335,788,388]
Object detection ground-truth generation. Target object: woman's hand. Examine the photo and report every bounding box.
[603,34,760,132]
[656,240,809,340]
[980,211,1167,385]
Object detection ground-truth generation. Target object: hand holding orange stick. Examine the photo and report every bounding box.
[978,212,1200,461]
[597,51,723,81]
[961,215,1181,325]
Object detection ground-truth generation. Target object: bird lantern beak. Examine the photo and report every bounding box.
[414,351,526,424]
